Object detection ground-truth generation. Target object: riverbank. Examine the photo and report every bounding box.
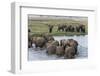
[30,32,87,37]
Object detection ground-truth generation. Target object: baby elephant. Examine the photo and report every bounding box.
[56,46,64,57]
[46,45,56,55]
[64,47,76,59]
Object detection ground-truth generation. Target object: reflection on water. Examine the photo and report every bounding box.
[28,35,88,61]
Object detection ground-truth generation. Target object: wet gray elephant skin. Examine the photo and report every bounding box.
[46,45,56,55]
[56,46,64,57]
[35,37,46,48]
[64,47,76,59]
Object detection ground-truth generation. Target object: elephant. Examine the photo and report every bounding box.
[80,25,85,33]
[31,36,37,44]
[76,25,85,33]
[65,26,68,32]
[67,25,72,32]
[60,39,72,50]
[65,39,78,55]
[70,25,75,32]
[65,25,74,32]
[68,25,75,32]
[28,34,33,48]
[60,39,78,55]
[45,42,51,48]
[28,41,32,48]
[46,45,56,55]
[64,47,76,59]
[57,24,66,32]
[28,29,31,32]
[48,36,55,42]
[76,26,80,32]
[35,37,46,48]
[46,40,59,55]
[42,33,55,42]
[56,46,65,57]
[57,24,76,32]
[60,39,66,47]
[51,40,59,46]
[48,25,54,33]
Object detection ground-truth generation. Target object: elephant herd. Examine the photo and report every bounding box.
[28,33,78,59]
[48,24,86,33]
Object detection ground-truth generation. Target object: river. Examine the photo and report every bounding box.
[28,35,88,61]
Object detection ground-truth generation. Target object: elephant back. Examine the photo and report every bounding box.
[51,40,59,46]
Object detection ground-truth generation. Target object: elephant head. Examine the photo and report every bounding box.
[60,39,78,55]
[35,37,46,48]
[65,39,78,55]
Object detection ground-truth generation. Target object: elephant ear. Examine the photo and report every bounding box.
[74,40,78,46]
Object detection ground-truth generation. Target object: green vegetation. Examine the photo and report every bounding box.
[28,19,88,36]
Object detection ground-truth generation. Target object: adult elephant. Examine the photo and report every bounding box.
[64,47,76,59]
[46,45,56,55]
[28,39,32,48]
[57,24,65,32]
[76,25,85,33]
[60,39,78,55]
[65,26,68,32]
[28,29,32,48]
[80,25,85,33]
[66,25,74,32]
[76,25,80,32]
[56,46,64,57]
[70,25,75,32]
[60,39,66,48]
[48,25,54,33]
[35,37,46,48]
[46,40,59,55]
[28,29,31,32]
[28,34,32,48]
[66,39,78,55]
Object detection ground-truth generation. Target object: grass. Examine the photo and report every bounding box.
[28,19,88,36]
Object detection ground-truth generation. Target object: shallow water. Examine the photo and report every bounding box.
[28,35,88,61]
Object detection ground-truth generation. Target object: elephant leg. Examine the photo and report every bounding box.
[35,44,38,48]
[64,52,75,59]
[83,28,85,33]
[49,27,52,33]
[28,41,32,48]
[74,47,78,55]
[46,50,48,54]
[62,28,64,31]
